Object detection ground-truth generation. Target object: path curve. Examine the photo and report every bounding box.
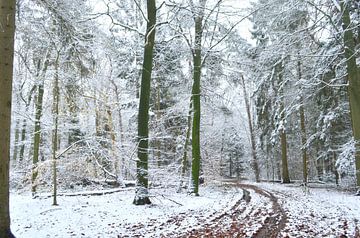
[120,182,287,237]
[237,183,287,238]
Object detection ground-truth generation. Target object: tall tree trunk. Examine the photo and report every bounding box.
[18,118,27,161]
[155,77,162,167]
[240,75,260,182]
[106,108,118,176]
[19,85,36,161]
[179,100,192,190]
[277,61,290,183]
[110,77,126,178]
[52,54,60,206]
[280,102,290,183]
[31,53,50,194]
[276,149,282,181]
[340,2,360,187]
[133,0,156,205]
[12,118,20,161]
[297,58,308,184]
[190,14,204,196]
[0,0,16,236]
[300,102,308,183]
[276,60,290,183]
[32,80,45,194]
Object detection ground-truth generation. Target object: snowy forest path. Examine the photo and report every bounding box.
[236,183,287,238]
[178,182,288,237]
[121,181,288,237]
[173,181,288,237]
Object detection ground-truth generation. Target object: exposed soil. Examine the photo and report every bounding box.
[238,183,287,238]
[121,182,288,237]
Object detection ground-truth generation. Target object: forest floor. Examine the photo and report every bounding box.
[10,181,360,238]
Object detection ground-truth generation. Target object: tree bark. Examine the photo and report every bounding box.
[180,100,192,189]
[12,119,20,162]
[31,50,51,194]
[155,77,162,167]
[32,80,44,194]
[52,53,60,206]
[300,102,308,183]
[240,75,260,182]
[278,62,290,183]
[340,2,360,187]
[111,79,126,178]
[280,107,290,184]
[190,14,204,196]
[0,0,16,236]
[297,58,308,184]
[19,85,36,161]
[133,0,156,205]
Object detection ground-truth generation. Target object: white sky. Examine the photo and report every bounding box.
[88,0,255,44]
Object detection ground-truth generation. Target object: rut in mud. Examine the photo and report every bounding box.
[180,183,287,238]
[237,183,287,238]
[121,182,287,237]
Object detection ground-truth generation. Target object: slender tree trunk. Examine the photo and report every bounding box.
[0,1,16,236]
[12,119,20,161]
[340,2,360,187]
[32,80,45,194]
[106,108,118,176]
[133,0,156,205]
[31,53,50,194]
[240,75,260,182]
[52,54,60,206]
[300,102,308,183]
[332,152,339,186]
[179,100,192,189]
[155,77,161,167]
[110,77,126,178]
[280,102,290,183]
[19,85,36,161]
[19,118,27,161]
[297,58,308,184]
[190,14,204,196]
[277,61,290,183]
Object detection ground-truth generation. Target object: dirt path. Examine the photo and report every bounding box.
[168,182,287,237]
[237,183,287,238]
[120,182,287,237]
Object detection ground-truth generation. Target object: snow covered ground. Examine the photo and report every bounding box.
[258,183,360,238]
[10,185,242,237]
[10,182,360,237]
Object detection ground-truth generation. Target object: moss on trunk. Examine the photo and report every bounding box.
[133,0,156,205]
[0,1,16,236]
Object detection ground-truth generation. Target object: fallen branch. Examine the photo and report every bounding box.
[151,193,183,206]
[33,187,134,199]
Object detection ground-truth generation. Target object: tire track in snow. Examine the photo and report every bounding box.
[118,182,287,237]
[237,183,287,238]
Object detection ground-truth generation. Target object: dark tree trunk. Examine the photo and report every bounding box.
[278,62,290,184]
[133,0,156,205]
[297,58,308,184]
[52,53,60,206]
[190,15,204,196]
[341,2,360,187]
[32,81,44,194]
[0,0,16,236]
